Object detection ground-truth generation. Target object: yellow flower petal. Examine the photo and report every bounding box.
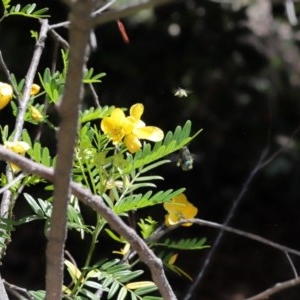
[133,126,164,142]
[130,103,144,120]
[165,213,180,226]
[111,108,126,121]
[163,193,198,227]
[124,133,142,153]
[30,84,41,96]
[0,82,13,110]
[4,141,30,172]
[168,253,178,265]
[164,194,187,212]
[4,141,30,154]
[100,108,133,144]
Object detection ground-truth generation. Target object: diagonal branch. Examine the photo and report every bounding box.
[0,146,177,300]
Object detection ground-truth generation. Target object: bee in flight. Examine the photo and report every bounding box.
[174,88,192,98]
[177,146,194,171]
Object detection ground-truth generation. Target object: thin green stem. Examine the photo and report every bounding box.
[71,214,105,297]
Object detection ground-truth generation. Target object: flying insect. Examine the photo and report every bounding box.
[177,146,194,171]
[174,88,192,98]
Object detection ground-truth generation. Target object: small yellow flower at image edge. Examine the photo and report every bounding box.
[0,82,13,110]
[100,103,164,153]
[4,141,30,173]
[164,193,198,227]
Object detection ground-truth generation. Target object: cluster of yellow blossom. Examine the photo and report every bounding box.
[164,193,198,227]
[100,103,164,153]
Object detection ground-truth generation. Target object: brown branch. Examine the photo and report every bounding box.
[45,1,94,299]
[0,146,177,300]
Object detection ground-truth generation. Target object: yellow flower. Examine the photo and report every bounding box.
[30,84,41,96]
[124,103,164,153]
[112,242,130,256]
[29,106,43,122]
[100,108,134,145]
[164,193,198,227]
[4,141,30,173]
[0,82,13,110]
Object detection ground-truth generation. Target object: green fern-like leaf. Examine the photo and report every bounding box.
[83,68,106,83]
[28,290,46,300]
[2,0,11,12]
[154,237,209,250]
[21,130,55,167]
[9,3,49,19]
[38,68,64,104]
[80,106,114,123]
[114,188,185,214]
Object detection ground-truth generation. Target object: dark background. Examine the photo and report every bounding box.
[1,0,300,299]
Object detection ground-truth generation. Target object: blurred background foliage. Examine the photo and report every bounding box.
[1,0,300,299]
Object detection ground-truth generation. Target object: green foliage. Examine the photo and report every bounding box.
[154,237,209,250]
[114,188,186,214]
[0,2,49,21]
[63,259,162,300]
[39,68,65,104]
[28,290,46,299]
[83,68,106,84]
[1,0,10,11]
[0,217,15,248]
[21,130,55,167]
[138,217,157,239]
[80,106,114,123]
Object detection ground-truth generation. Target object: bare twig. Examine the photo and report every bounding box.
[246,277,300,300]
[285,0,298,26]
[94,0,117,15]
[0,276,9,300]
[285,252,298,278]
[14,20,48,140]
[0,146,177,300]
[0,173,25,195]
[3,280,32,300]
[149,218,300,257]
[93,0,173,26]
[0,52,21,98]
[49,0,173,30]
